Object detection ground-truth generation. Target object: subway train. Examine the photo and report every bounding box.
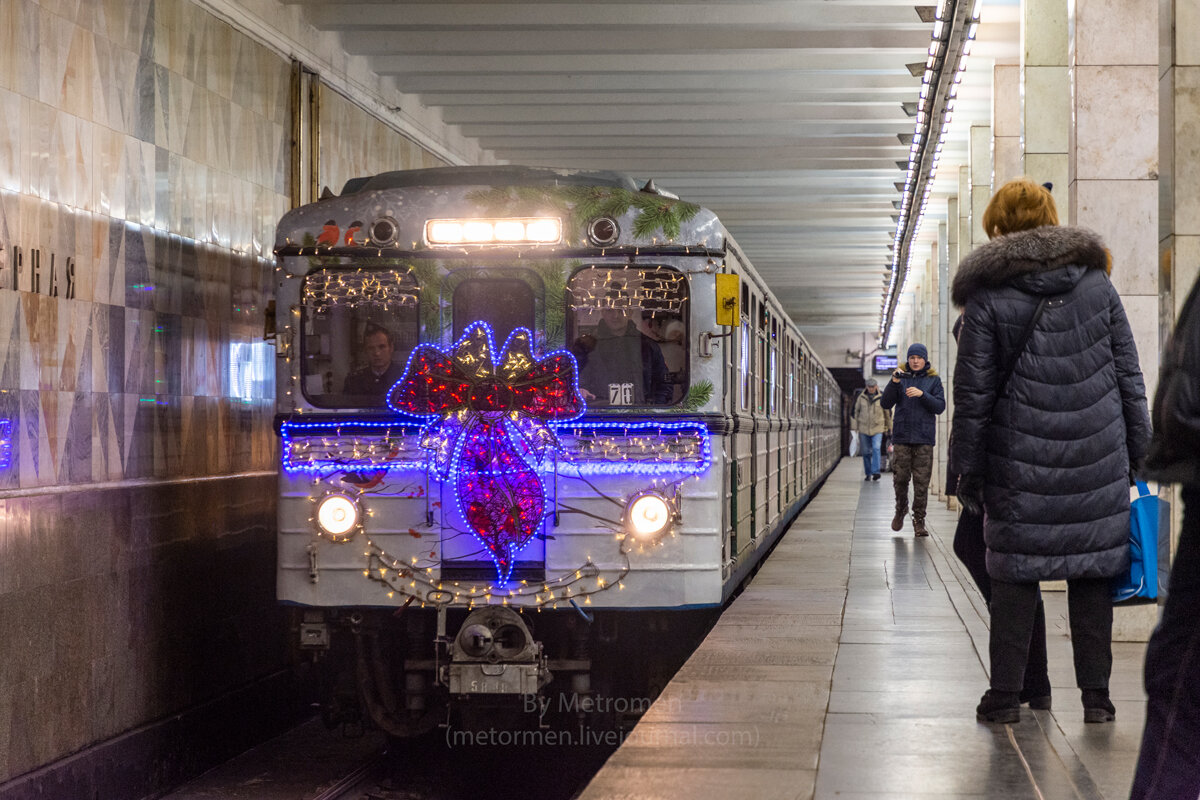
[270,166,842,735]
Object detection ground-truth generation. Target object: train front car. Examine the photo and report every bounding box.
[273,167,735,735]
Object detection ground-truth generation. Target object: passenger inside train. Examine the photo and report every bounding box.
[571,278,675,407]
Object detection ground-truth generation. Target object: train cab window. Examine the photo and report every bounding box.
[300,267,420,408]
[453,277,535,344]
[566,266,687,408]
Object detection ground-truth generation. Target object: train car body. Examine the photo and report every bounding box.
[271,166,840,734]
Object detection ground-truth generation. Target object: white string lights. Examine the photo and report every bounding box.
[880,0,981,345]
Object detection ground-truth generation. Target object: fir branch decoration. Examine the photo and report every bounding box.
[679,380,714,411]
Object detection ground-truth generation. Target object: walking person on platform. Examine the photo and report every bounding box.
[881,343,945,536]
[1129,272,1200,799]
[951,178,1151,725]
[851,379,891,481]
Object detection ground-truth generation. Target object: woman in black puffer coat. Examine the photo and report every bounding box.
[950,178,1151,725]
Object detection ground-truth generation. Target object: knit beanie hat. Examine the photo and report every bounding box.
[907,343,928,360]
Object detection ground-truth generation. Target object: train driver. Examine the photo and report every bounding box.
[343,323,406,401]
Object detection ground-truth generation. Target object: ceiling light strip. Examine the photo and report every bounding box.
[878,0,980,344]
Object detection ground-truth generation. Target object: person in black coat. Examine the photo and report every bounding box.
[880,342,945,536]
[950,178,1152,724]
[1129,273,1200,799]
[948,313,1051,711]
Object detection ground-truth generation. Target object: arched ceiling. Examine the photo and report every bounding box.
[279,0,1019,363]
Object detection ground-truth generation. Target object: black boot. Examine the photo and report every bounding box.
[976,689,1020,723]
[1019,684,1052,710]
[1082,688,1115,723]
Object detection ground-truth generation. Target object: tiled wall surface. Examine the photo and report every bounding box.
[320,86,449,196]
[0,0,287,488]
[0,0,455,792]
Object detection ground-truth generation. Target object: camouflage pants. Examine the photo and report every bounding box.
[892,443,933,522]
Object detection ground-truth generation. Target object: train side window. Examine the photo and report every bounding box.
[769,322,778,417]
[739,317,750,411]
[566,266,688,408]
[453,277,535,344]
[299,266,420,408]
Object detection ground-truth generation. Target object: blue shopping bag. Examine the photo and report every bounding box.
[1112,481,1160,604]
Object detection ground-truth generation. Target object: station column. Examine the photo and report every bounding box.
[1022,0,1070,216]
[1068,0,1160,639]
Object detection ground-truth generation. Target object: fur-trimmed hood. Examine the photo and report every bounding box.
[951,226,1109,307]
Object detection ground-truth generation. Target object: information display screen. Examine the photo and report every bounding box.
[873,354,899,373]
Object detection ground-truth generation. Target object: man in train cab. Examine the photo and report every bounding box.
[575,286,672,407]
[880,342,946,537]
[343,323,405,400]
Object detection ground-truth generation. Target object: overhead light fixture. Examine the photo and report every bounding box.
[880,0,981,345]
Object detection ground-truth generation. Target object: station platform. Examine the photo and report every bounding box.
[579,461,1151,800]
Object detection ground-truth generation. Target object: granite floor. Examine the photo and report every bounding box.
[580,460,1152,800]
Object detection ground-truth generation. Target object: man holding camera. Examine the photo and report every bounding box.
[881,343,946,536]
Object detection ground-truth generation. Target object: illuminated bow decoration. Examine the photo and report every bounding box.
[388,323,585,582]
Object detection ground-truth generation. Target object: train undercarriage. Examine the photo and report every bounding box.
[295,605,719,739]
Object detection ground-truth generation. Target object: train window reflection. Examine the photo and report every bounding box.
[300,268,420,408]
[566,266,688,408]
[453,277,535,345]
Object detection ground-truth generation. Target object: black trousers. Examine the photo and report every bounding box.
[990,576,1112,693]
[953,512,1050,694]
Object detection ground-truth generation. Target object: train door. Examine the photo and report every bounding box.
[442,268,545,579]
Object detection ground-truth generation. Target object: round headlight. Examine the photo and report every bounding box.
[369,216,398,245]
[316,494,360,540]
[587,217,620,246]
[626,491,674,541]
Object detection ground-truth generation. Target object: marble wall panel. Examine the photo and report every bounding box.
[1024,0,1068,66]
[1074,65,1159,181]
[1024,66,1071,155]
[0,0,453,787]
[319,86,448,196]
[1172,237,1200,317]
[1074,0,1158,67]
[0,2,15,95]
[1173,67,1200,235]
[1182,0,1200,66]
[0,89,19,192]
[1123,294,1161,399]
[1076,180,1159,295]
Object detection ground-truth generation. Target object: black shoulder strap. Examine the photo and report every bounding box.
[989,296,1049,418]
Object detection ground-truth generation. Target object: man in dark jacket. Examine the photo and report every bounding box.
[1129,273,1200,798]
[880,342,946,536]
[343,324,405,404]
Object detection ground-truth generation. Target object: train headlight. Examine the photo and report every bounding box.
[315,494,360,541]
[625,491,675,541]
[424,217,561,246]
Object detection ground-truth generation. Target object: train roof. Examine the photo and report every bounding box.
[276,165,718,255]
[338,166,645,196]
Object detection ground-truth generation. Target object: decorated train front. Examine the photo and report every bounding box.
[272,169,734,731]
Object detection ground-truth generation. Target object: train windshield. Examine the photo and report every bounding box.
[566,266,688,408]
[300,266,420,408]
